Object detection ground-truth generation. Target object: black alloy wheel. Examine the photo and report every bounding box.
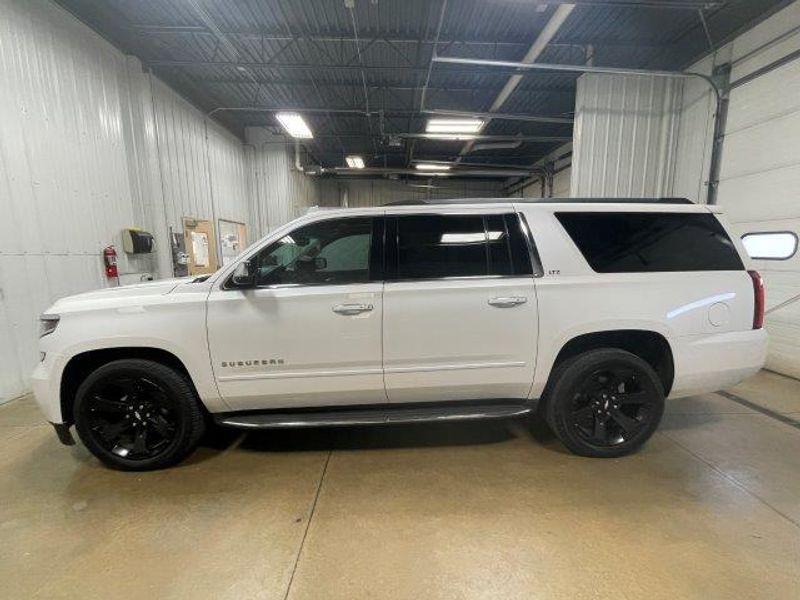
[74,359,205,470]
[544,349,665,458]
[80,375,179,460]
[569,366,657,447]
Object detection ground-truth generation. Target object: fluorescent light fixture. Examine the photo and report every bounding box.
[426,118,484,134]
[423,133,477,141]
[440,231,503,244]
[415,163,452,171]
[275,112,313,139]
[345,155,365,169]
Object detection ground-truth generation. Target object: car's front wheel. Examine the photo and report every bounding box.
[544,349,665,458]
[73,359,205,470]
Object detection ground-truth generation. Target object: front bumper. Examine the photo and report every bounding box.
[51,422,76,445]
[31,351,66,424]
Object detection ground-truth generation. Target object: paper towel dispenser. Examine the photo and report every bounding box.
[122,228,154,254]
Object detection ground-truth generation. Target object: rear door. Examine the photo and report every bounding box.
[382,208,539,403]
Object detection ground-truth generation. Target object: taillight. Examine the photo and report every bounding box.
[748,270,765,329]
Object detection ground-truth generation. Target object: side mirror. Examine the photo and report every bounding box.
[230,260,255,288]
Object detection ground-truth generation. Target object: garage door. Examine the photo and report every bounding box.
[716,38,800,378]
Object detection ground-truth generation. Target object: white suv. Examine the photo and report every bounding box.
[32,199,767,470]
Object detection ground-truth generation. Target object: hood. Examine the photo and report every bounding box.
[48,278,191,312]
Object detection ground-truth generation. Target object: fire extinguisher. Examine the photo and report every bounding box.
[103,245,119,284]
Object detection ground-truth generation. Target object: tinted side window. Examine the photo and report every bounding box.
[254,217,373,286]
[397,215,486,279]
[556,212,744,273]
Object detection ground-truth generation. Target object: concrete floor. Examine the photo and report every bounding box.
[1,370,799,599]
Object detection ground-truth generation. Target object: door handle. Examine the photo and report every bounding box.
[488,296,527,308]
[332,303,374,315]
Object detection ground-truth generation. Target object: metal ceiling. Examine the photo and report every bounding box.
[56,0,789,174]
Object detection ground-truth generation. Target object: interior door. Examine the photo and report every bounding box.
[206,215,386,410]
[383,212,538,403]
[184,217,219,275]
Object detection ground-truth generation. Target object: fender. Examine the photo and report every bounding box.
[530,319,676,399]
[55,336,227,412]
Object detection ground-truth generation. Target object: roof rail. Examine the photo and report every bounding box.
[383,197,693,206]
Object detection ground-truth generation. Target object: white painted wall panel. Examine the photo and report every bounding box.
[671,54,721,204]
[246,130,325,239]
[553,167,572,198]
[520,179,545,198]
[722,108,800,183]
[729,2,800,79]
[151,79,251,275]
[675,1,800,378]
[0,0,146,402]
[719,4,800,378]
[325,177,505,208]
[571,74,683,198]
[0,0,254,402]
[720,92,800,376]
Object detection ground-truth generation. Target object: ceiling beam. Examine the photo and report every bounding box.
[508,0,722,6]
[147,60,508,74]
[196,78,576,95]
[323,166,539,177]
[423,108,572,124]
[184,0,239,61]
[129,26,672,50]
[206,106,573,125]
[395,134,572,142]
[456,4,576,163]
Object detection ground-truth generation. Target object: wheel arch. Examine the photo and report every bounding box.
[547,329,675,396]
[60,347,199,425]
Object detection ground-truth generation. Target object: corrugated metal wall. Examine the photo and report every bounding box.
[150,79,251,277]
[246,129,326,238]
[571,74,683,197]
[0,0,253,402]
[0,0,145,401]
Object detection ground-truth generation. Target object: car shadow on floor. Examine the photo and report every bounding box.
[199,416,544,455]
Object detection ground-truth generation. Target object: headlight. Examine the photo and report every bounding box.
[39,314,60,337]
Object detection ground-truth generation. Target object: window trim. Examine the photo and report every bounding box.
[222,215,383,290]
[518,213,544,278]
[741,230,798,261]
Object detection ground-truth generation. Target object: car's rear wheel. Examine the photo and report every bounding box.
[544,349,665,458]
[74,359,205,470]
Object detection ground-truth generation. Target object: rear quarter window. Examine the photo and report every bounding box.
[556,212,744,273]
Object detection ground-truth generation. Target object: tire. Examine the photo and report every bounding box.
[544,349,665,458]
[74,359,205,471]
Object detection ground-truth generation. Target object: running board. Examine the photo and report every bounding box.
[215,402,532,430]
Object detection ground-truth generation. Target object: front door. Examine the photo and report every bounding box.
[206,215,385,410]
[383,211,538,403]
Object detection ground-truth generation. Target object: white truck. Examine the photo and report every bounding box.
[32,199,767,470]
